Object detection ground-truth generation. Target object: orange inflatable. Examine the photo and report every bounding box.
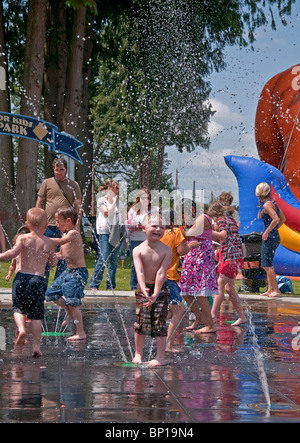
[255,63,300,200]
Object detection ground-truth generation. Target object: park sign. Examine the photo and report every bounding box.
[0,111,83,164]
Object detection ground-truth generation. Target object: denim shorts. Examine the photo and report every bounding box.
[12,272,47,320]
[46,267,89,307]
[167,279,183,305]
[261,236,280,268]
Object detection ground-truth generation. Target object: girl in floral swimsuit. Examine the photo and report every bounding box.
[179,214,218,333]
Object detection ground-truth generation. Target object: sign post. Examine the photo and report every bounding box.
[0,111,83,165]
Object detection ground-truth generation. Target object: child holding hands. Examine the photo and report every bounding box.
[45,206,88,341]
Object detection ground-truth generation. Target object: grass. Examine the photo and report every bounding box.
[0,252,133,291]
[0,251,299,296]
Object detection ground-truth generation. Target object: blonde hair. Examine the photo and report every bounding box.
[142,212,165,227]
[26,208,47,227]
[255,182,271,219]
[218,192,233,205]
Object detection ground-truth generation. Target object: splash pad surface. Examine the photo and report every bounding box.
[1,293,300,423]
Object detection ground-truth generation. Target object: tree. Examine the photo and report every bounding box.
[91,0,295,190]
[0,0,16,239]
[15,0,48,216]
[0,0,296,240]
[43,0,68,176]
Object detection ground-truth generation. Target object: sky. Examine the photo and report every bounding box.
[166,3,300,205]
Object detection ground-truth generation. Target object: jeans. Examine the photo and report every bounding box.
[46,267,89,307]
[129,240,143,290]
[44,225,67,285]
[89,234,120,289]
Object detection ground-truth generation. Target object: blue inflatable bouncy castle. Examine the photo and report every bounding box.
[225,155,300,276]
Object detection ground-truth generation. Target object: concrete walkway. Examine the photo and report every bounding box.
[1,289,300,424]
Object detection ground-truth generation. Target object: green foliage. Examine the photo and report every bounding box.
[91,0,295,188]
[1,0,296,200]
[65,0,97,13]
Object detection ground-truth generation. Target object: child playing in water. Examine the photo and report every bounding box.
[5,226,30,282]
[45,206,88,341]
[207,201,247,326]
[160,209,200,351]
[0,208,57,357]
[132,213,172,367]
[179,213,218,334]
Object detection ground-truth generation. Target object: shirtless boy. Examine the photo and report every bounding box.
[45,206,88,341]
[0,208,57,357]
[132,213,172,367]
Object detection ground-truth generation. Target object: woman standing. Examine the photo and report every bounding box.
[89,179,122,290]
[255,182,286,297]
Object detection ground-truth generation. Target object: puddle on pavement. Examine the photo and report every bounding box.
[1,300,300,422]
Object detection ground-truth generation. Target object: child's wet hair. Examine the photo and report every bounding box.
[56,206,78,225]
[207,201,225,219]
[26,208,47,227]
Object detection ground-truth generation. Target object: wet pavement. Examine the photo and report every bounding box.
[1,290,300,423]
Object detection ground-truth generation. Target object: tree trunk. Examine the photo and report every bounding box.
[62,6,86,137]
[0,0,17,241]
[139,154,152,190]
[43,0,68,178]
[15,0,48,217]
[75,15,94,216]
[154,137,165,191]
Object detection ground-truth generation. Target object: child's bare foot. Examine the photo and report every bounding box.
[132,353,143,364]
[194,325,216,334]
[184,321,201,331]
[231,316,247,326]
[67,334,86,341]
[15,330,26,345]
[146,358,167,367]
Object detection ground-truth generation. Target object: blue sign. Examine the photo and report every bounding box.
[0,112,83,164]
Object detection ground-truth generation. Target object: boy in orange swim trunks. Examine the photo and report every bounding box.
[132,213,172,367]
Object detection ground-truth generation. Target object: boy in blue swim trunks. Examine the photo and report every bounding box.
[132,213,172,367]
[46,206,88,341]
[0,208,57,357]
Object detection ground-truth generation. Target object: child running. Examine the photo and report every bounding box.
[45,206,88,341]
[0,208,57,357]
[132,213,172,367]
[208,201,247,326]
